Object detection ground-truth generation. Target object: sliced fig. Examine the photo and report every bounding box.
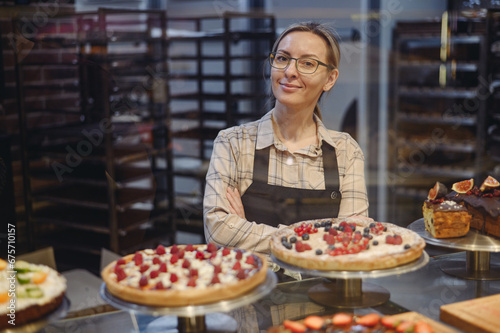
[480,175,499,192]
[451,178,474,194]
[428,182,448,200]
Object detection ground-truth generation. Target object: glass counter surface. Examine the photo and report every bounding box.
[39,251,500,333]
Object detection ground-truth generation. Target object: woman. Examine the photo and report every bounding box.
[203,22,369,254]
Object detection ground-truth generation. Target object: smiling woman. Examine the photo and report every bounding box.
[203,22,369,255]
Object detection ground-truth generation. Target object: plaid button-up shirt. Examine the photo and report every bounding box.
[203,110,369,254]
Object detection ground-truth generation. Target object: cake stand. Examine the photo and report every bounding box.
[0,296,70,333]
[99,269,276,333]
[271,252,429,309]
[408,218,500,280]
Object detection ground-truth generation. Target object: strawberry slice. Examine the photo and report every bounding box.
[414,321,433,333]
[396,320,414,333]
[283,320,306,333]
[232,261,241,270]
[356,313,381,327]
[245,255,255,265]
[159,263,167,273]
[222,248,231,256]
[332,313,352,326]
[303,315,325,330]
[381,316,399,328]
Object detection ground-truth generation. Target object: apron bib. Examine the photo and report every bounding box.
[241,143,341,227]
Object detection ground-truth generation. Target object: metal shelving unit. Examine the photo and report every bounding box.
[13,9,175,270]
[166,12,276,235]
[389,14,492,224]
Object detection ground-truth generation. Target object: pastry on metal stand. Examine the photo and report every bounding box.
[99,269,276,333]
[409,218,500,280]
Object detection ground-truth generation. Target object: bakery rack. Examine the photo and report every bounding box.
[409,218,500,280]
[166,12,276,237]
[11,8,175,272]
[388,11,499,225]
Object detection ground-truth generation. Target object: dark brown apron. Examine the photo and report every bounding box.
[241,143,341,227]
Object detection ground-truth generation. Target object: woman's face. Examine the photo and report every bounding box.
[271,31,338,112]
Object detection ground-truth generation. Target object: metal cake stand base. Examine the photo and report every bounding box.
[409,219,500,280]
[308,278,390,308]
[146,313,237,333]
[272,252,428,309]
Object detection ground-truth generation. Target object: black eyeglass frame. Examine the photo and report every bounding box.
[269,52,336,74]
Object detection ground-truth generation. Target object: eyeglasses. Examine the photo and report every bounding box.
[269,52,335,74]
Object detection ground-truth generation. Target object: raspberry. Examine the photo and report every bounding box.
[195,251,205,260]
[152,256,162,265]
[170,273,178,283]
[139,264,150,273]
[170,254,179,264]
[116,259,126,266]
[232,261,241,270]
[150,270,159,279]
[325,234,336,245]
[235,251,243,260]
[329,228,338,236]
[134,252,143,266]
[222,248,231,256]
[207,243,218,253]
[159,263,167,272]
[115,267,126,281]
[236,269,247,280]
[213,265,222,274]
[185,244,195,252]
[211,275,220,284]
[182,259,191,269]
[155,281,165,290]
[170,244,179,254]
[178,250,185,259]
[139,276,148,287]
[189,268,198,277]
[156,244,166,255]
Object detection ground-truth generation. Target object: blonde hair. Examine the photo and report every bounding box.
[269,22,341,120]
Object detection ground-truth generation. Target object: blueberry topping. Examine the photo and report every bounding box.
[290,236,297,243]
[404,244,411,249]
[282,241,293,249]
[315,249,323,255]
[302,233,310,240]
[281,236,288,242]
[373,240,379,246]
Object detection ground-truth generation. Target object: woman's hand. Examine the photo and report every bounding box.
[226,187,246,219]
